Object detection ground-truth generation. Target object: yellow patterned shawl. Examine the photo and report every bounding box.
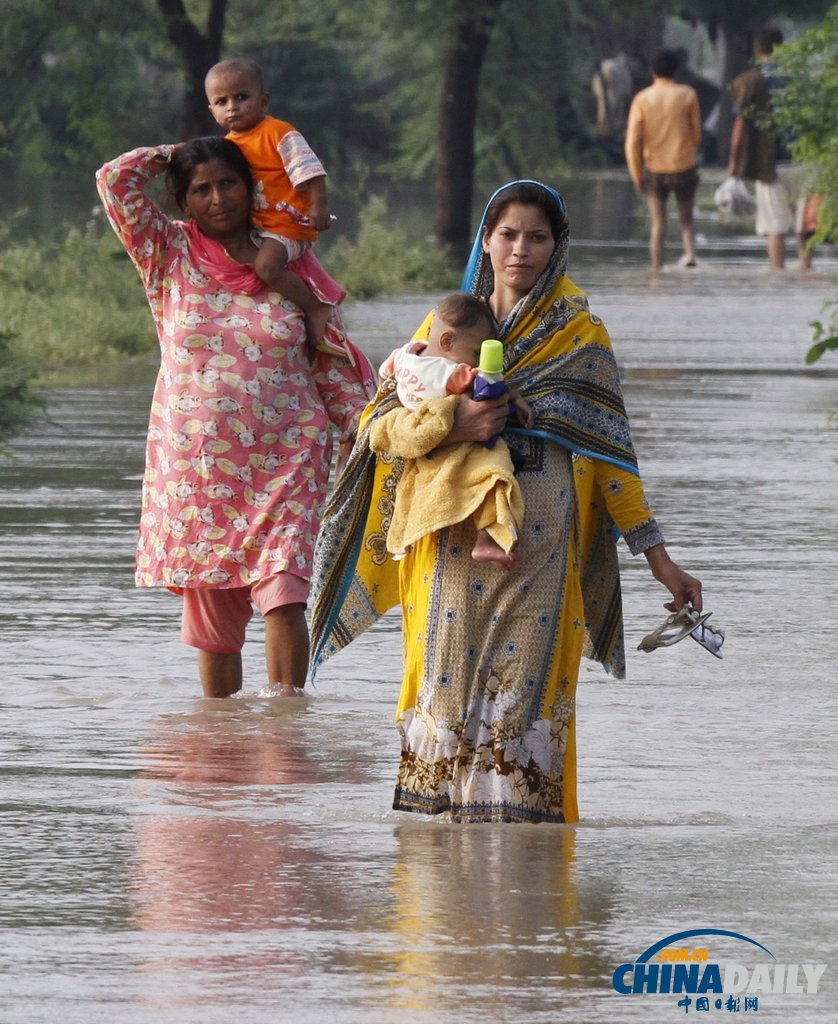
[310,269,638,680]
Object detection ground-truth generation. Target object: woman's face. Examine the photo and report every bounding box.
[482,202,555,297]
[182,158,251,240]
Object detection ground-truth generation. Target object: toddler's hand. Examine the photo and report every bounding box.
[309,204,332,232]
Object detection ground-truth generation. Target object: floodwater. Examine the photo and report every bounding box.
[2,202,837,1023]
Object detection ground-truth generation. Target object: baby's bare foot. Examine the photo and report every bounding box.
[471,531,520,571]
[306,301,331,347]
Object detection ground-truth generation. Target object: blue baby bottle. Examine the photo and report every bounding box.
[472,338,507,447]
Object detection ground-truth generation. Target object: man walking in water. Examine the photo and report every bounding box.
[728,26,795,270]
[625,49,701,271]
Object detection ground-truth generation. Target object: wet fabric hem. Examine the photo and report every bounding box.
[392,789,566,824]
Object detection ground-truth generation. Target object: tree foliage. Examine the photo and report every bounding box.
[0,0,643,186]
[668,0,834,160]
[770,7,838,248]
[2,0,832,183]
[0,327,43,451]
[0,0,179,172]
[770,6,838,363]
[435,0,505,246]
[326,195,456,298]
[0,215,157,371]
[155,0,227,138]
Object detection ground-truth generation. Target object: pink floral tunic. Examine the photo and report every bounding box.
[96,146,375,591]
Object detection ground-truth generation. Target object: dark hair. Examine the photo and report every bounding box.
[437,292,494,333]
[166,136,254,211]
[483,182,566,245]
[755,25,783,56]
[652,49,680,79]
[205,57,265,93]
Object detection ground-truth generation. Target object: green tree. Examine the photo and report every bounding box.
[155,0,227,138]
[770,7,838,363]
[771,7,838,248]
[222,3,391,180]
[0,328,42,451]
[0,0,179,172]
[342,0,626,244]
[671,0,834,162]
[435,0,506,247]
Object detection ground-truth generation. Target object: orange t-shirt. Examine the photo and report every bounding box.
[624,78,701,183]
[228,115,326,242]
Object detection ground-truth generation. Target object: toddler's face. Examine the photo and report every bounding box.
[206,69,268,133]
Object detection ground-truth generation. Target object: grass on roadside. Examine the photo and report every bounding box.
[1,212,157,379]
[321,194,458,298]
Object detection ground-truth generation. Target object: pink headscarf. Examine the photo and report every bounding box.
[181,220,346,303]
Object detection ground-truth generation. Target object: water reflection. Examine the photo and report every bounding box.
[131,701,336,932]
[375,824,603,1017]
[128,704,624,1020]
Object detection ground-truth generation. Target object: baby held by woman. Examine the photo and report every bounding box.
[377,292,533,569]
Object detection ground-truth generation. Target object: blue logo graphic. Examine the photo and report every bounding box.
[637,928,775,964]
[611,927,826,1015]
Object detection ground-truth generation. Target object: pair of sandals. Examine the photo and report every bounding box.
[638,606,725,659]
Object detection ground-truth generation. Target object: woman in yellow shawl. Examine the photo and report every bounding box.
[310,181,702,823]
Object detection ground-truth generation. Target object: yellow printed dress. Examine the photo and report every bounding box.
[311,290,662,823]
[310,181,664,823]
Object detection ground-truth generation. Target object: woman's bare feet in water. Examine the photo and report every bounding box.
[471,529,520,570]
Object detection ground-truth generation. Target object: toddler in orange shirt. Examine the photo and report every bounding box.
[205,57,332,344]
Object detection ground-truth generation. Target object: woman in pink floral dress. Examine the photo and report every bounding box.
[96,138,375,698]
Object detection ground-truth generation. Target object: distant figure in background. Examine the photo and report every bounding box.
[592,53,635,139]
[625,49,701,271]
[727,26,796,270]
[797,193,824,271]
[672,46,720,164]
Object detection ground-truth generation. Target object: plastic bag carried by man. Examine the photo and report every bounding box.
[713,175,756,216]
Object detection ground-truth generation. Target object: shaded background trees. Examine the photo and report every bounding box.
[1,0,835,440]
[434,0,505,248]
[673,0,835,164]
[0,0,833,247]
[155,0,226,138]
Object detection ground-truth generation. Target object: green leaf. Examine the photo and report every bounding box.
[805,336,838,364]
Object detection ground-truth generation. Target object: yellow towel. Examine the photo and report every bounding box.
[368,396,524,557]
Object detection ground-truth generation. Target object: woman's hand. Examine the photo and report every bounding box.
[644,543,703,612]
[168,141,190,165]
[509,387,534,429]
[445,394,509,444]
